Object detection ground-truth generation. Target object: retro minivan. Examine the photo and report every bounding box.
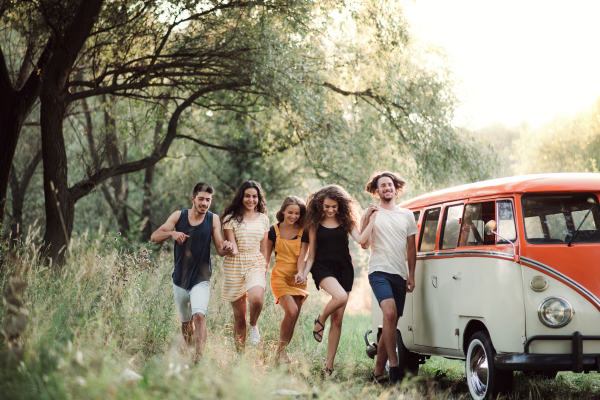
[364,173,600,399]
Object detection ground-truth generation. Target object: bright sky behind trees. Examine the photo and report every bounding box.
[403,0,600,129]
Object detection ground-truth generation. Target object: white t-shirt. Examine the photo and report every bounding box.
[364,205,419,279]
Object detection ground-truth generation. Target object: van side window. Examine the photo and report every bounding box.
[413,211,421,226]
[419,208,440,252]
[440,205,464,250]
[458,201,495,246]
[497,200,517,243]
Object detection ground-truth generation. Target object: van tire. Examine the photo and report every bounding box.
[465,331,513,400]
[396,330,419,378]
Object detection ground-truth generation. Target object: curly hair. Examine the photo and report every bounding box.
[221,181,267,225]
[276,196,306,226]
[365,171,406,199]
[304,185,360,234]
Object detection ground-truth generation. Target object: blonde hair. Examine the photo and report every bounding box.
[276,196,306,226]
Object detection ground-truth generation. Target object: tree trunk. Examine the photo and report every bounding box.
[140,163,155,242]
[41,91,72,265]
[8,149,42,244]
[0,98,34,229]
[103,95,130,235]
[140,104,166,242]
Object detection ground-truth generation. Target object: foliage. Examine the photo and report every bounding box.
[2,232,600,399]
[515,98,600,174]
[2,0,497,253]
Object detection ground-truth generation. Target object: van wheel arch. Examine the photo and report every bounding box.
[462,319,487,355]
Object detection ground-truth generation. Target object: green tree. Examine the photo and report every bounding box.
[515,98,600,174]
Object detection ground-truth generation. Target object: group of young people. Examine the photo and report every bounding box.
[151,171,417,384]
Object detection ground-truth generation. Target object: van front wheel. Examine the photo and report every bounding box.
[385,330,419,378]
[465,331,513,400]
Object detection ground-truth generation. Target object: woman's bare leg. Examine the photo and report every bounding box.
[247,286,265,326]
[277,295,303,360]
[313,277,348,338]
[326,301,347,371]
[231,296,248,351]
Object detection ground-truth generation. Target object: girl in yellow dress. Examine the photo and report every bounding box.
[221,181,270,350]
[265,196,310,362]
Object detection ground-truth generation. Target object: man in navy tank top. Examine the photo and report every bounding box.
[152,182,235,362]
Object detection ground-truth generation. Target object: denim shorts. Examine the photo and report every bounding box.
[173,281,210,321]
[368,271,407,317]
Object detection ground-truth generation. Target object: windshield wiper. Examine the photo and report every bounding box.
[568,204,596,247]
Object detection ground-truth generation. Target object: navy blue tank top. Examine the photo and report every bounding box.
[173,209,213,290]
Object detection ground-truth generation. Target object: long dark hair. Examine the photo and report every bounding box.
[305,185,360,234]
[221,181,267,225]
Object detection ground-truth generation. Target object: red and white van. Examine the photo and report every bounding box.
[364,173,600,399]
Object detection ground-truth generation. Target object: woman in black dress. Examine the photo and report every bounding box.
[299,185,377,374]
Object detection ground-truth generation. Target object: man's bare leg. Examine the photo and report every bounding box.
[231,296,248,352]
[192,312,208,362]
[375,299,400,377]
[182,321,194,347]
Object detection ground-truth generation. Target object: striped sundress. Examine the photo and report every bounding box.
[221,213,270,302]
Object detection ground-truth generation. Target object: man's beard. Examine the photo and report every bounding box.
[194,205,207,214]
[380,193,395,203]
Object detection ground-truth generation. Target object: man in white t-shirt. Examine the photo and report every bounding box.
[360,171,418,384]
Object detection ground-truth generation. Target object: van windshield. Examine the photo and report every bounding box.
[522,194,600,244]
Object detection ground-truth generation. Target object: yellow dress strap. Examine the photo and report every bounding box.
[273,224,280,253]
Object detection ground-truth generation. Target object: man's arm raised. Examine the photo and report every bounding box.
[151,211,187,244]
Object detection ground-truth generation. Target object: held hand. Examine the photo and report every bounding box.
[172,231,189,245]
[294,272,306,285]
[406,276,415,293]
[220,240,235,255]
[366,203,379,218]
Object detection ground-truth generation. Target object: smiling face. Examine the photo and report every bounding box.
[376,176,397,201]
[243,188,259,211]
[322,197,339,218]
[191,191,212,214]
[283,204,301,225]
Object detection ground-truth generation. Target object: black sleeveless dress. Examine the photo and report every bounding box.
[310,224,354,292]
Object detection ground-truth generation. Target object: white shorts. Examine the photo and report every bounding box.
[173,281,210,322]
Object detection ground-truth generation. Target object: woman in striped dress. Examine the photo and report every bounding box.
[221,181,270,350]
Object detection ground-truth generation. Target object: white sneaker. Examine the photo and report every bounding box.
[249,324,261,346]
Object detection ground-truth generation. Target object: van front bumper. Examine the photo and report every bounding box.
[494,331,600,373]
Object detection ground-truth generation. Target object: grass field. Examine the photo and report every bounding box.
[2,233,600,399]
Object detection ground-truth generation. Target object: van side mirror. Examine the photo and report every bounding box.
[484,220,520,263]
[484,220,497,236]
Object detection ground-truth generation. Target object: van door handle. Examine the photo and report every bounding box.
[453,272,462,280]
[431,276,437,288]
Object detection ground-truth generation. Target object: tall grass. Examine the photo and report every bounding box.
[1,231,600,399]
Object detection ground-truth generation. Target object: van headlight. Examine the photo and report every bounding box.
[538,297,574,328]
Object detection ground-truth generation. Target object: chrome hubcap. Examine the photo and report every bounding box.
[468,341,488,397]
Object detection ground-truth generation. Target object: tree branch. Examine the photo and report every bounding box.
[69,82,244,201]
[321,82,408,112]
[19,148,43,195]
[0,45,13,94]
[175,134,261,155]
